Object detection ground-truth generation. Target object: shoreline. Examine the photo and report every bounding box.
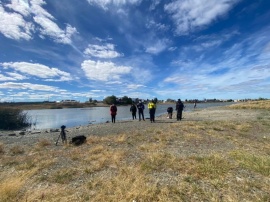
[0,106,263,146]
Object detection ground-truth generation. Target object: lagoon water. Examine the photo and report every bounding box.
[26,102,233,130]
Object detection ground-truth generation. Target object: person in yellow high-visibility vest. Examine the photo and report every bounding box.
[148,100,156,123]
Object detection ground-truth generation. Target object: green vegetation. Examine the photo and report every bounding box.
[103,95,117,104]
[0,108,31,130]
[103,95,133,105]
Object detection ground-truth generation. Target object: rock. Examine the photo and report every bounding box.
[70,135,87,146]
[8,133,16,136]
[19,131,26,135]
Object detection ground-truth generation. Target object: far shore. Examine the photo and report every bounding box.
[0,101,233,110]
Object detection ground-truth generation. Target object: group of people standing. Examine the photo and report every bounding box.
[129,100,145,121]
[109,99,185,123]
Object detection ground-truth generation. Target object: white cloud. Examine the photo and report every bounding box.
[0,4,33,40]
[0,0,77,44]
[6,0,31,16]
[6,72,28,80]
[0,74,16,81]
[81,60,132,81]
[84,43,123,58]
[1,62,72,81]
[86,0,141,9]
[146,20,169,32]
[164,0,239,35]
[145,38,169,54]
[0,82,59,91]
[31,0,77,44]
[127,84,145,89]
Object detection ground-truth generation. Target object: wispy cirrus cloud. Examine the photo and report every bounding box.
[86,0,142,10]
[164,0,240,35]
[145,38,170,55]
[0,82,60,91]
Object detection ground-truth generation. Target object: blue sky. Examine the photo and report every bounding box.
[0,0,270,102]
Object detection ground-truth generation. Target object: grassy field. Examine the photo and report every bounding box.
[0,101,269,201]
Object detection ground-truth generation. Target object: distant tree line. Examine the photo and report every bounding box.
[103,95,133,105]
[103,95,160,105]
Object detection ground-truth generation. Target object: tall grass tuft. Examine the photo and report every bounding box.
[0,142,4,154]
[0,108,31,130]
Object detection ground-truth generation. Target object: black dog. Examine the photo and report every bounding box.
[70,135,87,146]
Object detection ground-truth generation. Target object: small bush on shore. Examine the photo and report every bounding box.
[0,108,31,130]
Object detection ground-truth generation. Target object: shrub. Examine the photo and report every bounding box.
[0,108,31,130]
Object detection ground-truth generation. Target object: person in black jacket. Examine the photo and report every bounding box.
[130,103,137,120]
[175,99,184,121]
[136,100,145,121]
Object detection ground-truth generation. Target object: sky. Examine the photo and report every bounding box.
[0,0,270,102]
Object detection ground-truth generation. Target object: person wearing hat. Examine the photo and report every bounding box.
[175,99,184,121]
[136,100,145,121]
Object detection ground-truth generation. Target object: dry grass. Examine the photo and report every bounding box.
[229,100,270,109]
[0,142,4,154]
[0,102,269,201]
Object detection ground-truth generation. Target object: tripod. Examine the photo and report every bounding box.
[56,125,67,145]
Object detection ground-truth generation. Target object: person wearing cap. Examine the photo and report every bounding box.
[175,99,184,121]
[137,100,145,121]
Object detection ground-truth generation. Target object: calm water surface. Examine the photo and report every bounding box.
[26,102,233,130]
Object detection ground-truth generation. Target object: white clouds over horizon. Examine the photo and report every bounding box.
[1,62,72,81]
[0,82,60,91]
